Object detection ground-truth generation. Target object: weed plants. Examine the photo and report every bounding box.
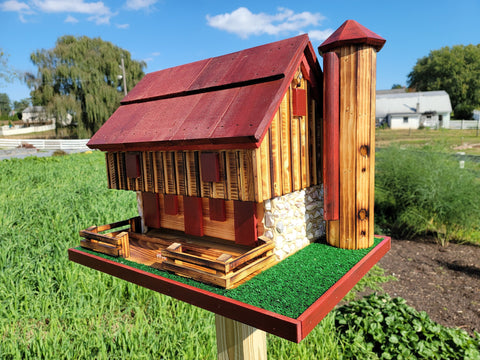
[375,146,480,245]
[336,294,480,359]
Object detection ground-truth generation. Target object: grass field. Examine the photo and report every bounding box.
[1,151,477,359]
[0,151,350,359]
[376,128,480,156]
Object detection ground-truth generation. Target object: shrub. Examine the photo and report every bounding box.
[336,294,480,359]
[375,146,480,245]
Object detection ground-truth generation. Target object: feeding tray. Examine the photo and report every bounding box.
[79,217,276,289]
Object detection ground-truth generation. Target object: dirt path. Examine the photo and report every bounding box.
[377,238,480,335]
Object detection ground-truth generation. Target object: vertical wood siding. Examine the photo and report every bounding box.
[105,69,321,203]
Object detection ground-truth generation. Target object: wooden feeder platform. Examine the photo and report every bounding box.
[79,217,276,289]
[69,235,391,343]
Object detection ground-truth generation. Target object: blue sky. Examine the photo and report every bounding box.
[1,0,479,103]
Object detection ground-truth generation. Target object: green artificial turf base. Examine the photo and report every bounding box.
[77,237,382,319]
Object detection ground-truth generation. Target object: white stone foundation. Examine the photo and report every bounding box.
[262,185,325,260]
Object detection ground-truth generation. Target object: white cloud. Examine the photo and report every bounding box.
[1,0,34,22]
[308,29,334,43]
[64,14,79,23]
[125,0,157,10]
[0,0,30,12]
[87,13,112,25]
[32,0,110,15]
[206,7,326,39]
[1,0,115,24]
[143,51,160,63]
[116,23,129,29]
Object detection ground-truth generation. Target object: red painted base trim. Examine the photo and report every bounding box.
[68,236,390,343]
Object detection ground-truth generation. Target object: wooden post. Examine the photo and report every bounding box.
[215,315,267,360]
[319,20,385,249]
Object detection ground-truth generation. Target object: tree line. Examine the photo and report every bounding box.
[407,44,480,120]
[1,36,479,136]
[1,36,145,137]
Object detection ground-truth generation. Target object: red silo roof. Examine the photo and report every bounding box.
[318,19,386,54]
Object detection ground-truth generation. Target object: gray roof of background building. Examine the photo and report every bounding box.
[376,90,452,118]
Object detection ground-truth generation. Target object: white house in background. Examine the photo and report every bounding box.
[22,106,50,124]
[474,110,480,121]
[376,90,452,129]
[21,106,72,126]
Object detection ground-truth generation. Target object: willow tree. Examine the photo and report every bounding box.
[27,36,146,137]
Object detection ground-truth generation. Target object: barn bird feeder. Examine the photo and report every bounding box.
[69,20,390,344]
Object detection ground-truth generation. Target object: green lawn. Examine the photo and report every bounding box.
[376,128,480,156]
[0,151,477,359]
[0,151,347,359]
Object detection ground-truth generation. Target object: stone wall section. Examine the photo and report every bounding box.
[262,184,325,260]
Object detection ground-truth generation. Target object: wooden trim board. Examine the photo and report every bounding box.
[68,236,390,343]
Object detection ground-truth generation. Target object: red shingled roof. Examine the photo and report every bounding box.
[88,34,321,151]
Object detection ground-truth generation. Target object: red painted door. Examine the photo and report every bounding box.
[233,201,257,247]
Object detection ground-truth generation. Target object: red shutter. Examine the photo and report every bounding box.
[292,88,307,117]
[184,196,204,237]
[200,152,220,182]
[233,201,257,247]
[209,198,226,222]
[142,192,161,228]
[164,194,179,215]
[126,152,141,178]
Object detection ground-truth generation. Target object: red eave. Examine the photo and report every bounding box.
[88,34,322,152]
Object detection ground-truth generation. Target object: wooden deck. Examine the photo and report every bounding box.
[79,220,276,289]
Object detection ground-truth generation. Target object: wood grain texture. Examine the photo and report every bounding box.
[355,46,373,249]
[153,152,165,193]
[202,198,235,241]
[215,315,267,360]
[290,85,302,192]
[369,49,377,246]
[308,98,318,186]
[259,130,271,201]
[163,152,176,195]
[269,111,282,197]
[339,45,357,249]
[280,89,292,194]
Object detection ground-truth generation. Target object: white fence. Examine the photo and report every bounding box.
[0,123,56,136]
[449,120,480,130]
[0,138,90,151]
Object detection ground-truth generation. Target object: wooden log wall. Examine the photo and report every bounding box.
[105,68,322,203]
[106,150,257,201]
